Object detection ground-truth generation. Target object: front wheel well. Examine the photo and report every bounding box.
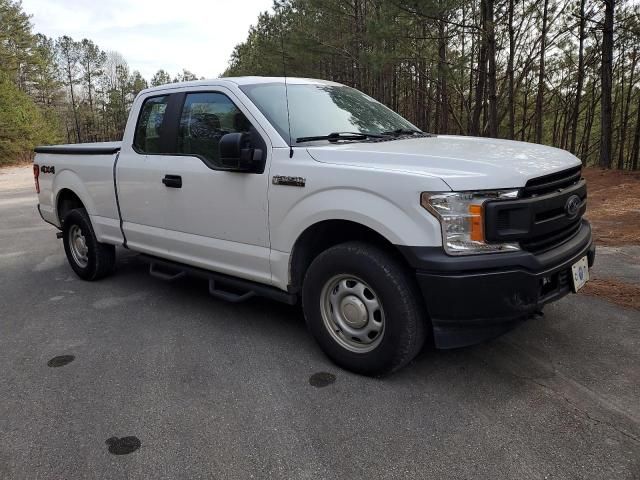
[289,220,410,291]
[56,189,85,225]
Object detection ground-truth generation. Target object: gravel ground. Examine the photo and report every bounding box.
[1,166,639,479]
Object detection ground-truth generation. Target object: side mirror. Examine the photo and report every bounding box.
[219,132,263,171]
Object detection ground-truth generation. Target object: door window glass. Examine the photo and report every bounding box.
[133,95,169,153]
[177,92,253,166]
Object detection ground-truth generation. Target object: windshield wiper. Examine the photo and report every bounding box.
[296,131,383,143]
[380,128,426,136]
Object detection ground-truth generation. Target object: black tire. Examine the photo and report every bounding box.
[302,241,427,376]
[62,208,116,281]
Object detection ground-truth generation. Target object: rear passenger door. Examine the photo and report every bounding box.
[116,94,171,256]
[160,88,272,285]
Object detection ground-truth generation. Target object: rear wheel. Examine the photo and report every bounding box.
[302,241,426,376]
[62,208,115,280]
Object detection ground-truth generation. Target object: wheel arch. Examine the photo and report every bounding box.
[288,219,411,292]
[56,188,86,225]
[52,169,96,225]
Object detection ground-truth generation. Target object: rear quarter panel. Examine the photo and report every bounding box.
[35,152,122,244]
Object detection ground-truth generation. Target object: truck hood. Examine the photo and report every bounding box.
[306,135,582,191]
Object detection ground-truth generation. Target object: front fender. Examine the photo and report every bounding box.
[271,187,442,252]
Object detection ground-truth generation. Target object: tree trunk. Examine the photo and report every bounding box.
[507,0,515,139]
[631,94,640,171]
[570,0,586,155]
[486,0,498,137]
[581,81,599,163]
[467,6,475,134]
[471,0,487,136]
[617,49,637,170]
[521,77,529,141]
[66,61,81,143]
[534,0,549,144]
[460,0,467,134]
[599,0,614,169]
[437,14,449,134]
[552,103,560,145]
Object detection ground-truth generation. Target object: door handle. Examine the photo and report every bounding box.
[162,175,182,188]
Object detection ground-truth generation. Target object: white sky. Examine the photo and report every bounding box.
[21,0,275,80]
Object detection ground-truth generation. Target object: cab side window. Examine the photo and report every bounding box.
[133,95,169,153]
[177,92,254,167]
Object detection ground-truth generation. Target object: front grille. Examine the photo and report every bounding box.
[522,166,582,198]
[520,218,582,254]
[484,166,587,254]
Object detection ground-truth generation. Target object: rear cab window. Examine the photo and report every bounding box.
[133,95,169,153]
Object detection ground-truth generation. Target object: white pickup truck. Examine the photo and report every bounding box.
[33,76,595,375]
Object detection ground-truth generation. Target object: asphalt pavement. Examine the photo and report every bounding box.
[1,167,639,479]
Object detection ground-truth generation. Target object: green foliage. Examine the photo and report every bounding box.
[0,0,202,160]
[1,0,638,169]
[173,69,198,83]
[130,70,148,94]
[31,34,63,106]
[0,0,62,163]
[0,72,60,164]
[150,69,172,87]
[0,0,33,87]
[224,0,640,170]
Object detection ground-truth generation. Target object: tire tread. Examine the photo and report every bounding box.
[302,241,427,375]
[62,208,115,281]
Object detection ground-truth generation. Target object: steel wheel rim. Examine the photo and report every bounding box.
[320,274,385,353]
[68,224,89,268]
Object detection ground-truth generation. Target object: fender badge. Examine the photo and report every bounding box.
[272,176,306,187]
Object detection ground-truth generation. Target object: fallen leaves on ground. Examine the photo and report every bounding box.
[583,168,640,246]
[580,277,640,311]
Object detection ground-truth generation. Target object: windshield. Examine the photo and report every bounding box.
[239,83,420,144]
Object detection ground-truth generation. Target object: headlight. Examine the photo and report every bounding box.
[421,190,521,255]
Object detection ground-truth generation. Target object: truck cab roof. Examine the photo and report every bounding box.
[139,76,343,96]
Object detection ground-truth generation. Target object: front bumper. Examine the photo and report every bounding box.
[399,220,595,349]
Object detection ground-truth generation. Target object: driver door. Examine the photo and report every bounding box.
[160,88,272,285]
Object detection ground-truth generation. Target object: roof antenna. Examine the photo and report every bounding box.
[276,1,294,158]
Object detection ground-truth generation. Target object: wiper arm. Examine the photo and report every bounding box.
[296,131,383,143]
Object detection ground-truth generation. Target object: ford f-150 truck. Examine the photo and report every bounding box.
[33,76,595,375]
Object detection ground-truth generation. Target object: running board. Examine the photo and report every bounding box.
[141,255,297,305]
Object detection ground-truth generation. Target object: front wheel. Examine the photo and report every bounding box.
[302,242,427,376]
[62,208,116,281]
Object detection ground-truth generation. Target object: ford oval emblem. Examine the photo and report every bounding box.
[565,195,581,218]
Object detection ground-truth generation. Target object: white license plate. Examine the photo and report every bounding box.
[571,256,590,292]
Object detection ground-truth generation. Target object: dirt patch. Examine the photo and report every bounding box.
[0,156,33,168]
[580,277,640,311]
[583,168,640,246]
[0,165,33,191]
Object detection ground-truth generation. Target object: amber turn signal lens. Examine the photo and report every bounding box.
[469,204,484,241]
